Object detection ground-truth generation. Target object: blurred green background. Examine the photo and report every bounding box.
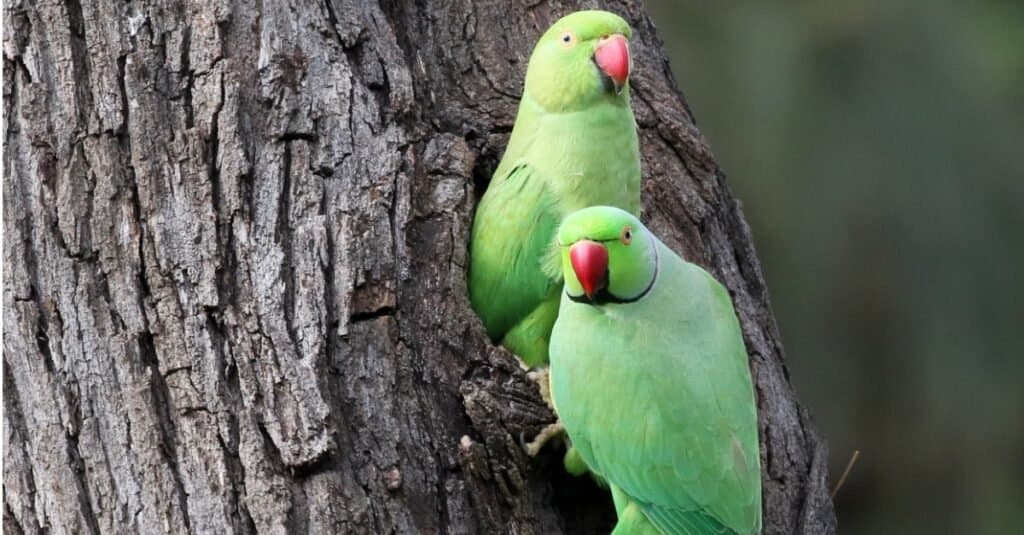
[646,1,1024,533]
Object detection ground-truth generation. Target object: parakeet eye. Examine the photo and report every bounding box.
[620,226,633,245]
[559,30,577,48]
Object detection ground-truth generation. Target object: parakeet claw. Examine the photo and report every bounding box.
[524,421,565,457]
[526,368,554,410]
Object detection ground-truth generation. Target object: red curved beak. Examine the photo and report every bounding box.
[594,34,630,93]
[569,240,609,299]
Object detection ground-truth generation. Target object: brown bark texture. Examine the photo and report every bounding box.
[2,0,837,533]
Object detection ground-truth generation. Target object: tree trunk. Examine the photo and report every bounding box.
[2,0,837,533]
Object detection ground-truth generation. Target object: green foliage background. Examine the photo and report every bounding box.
[647,2,1024,533]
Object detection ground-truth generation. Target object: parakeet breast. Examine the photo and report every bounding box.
[551,299,669,471]
[518,97,641,215]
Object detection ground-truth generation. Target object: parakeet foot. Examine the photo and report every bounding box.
[526,367,554,410]
[524,421,564,457]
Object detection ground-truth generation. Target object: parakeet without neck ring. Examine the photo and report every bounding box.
[468,10,642,368]
[550,206,763,535]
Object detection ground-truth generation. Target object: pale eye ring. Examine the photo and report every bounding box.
[621,226,633,245]
[559,30,577,48]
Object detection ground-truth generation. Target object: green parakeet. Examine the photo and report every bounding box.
[549,206,762,535]
[469,10,642,367]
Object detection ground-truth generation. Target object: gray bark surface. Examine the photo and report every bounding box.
[3,0,837,533]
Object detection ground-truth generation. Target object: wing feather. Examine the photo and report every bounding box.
[469,163,561,341]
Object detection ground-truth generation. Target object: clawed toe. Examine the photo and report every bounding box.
[524,421,565,457]
[527,367,554,410]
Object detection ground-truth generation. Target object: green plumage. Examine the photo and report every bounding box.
[550,207,763,535]
[469,11,641,367]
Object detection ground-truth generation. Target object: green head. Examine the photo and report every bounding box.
[558,206,657,304]
[524,10,633,112]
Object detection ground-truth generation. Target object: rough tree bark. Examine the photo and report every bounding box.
[3,0,837,533]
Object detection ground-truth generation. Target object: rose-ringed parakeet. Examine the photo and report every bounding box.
[469,10,641,368]
[549,206,762,535]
